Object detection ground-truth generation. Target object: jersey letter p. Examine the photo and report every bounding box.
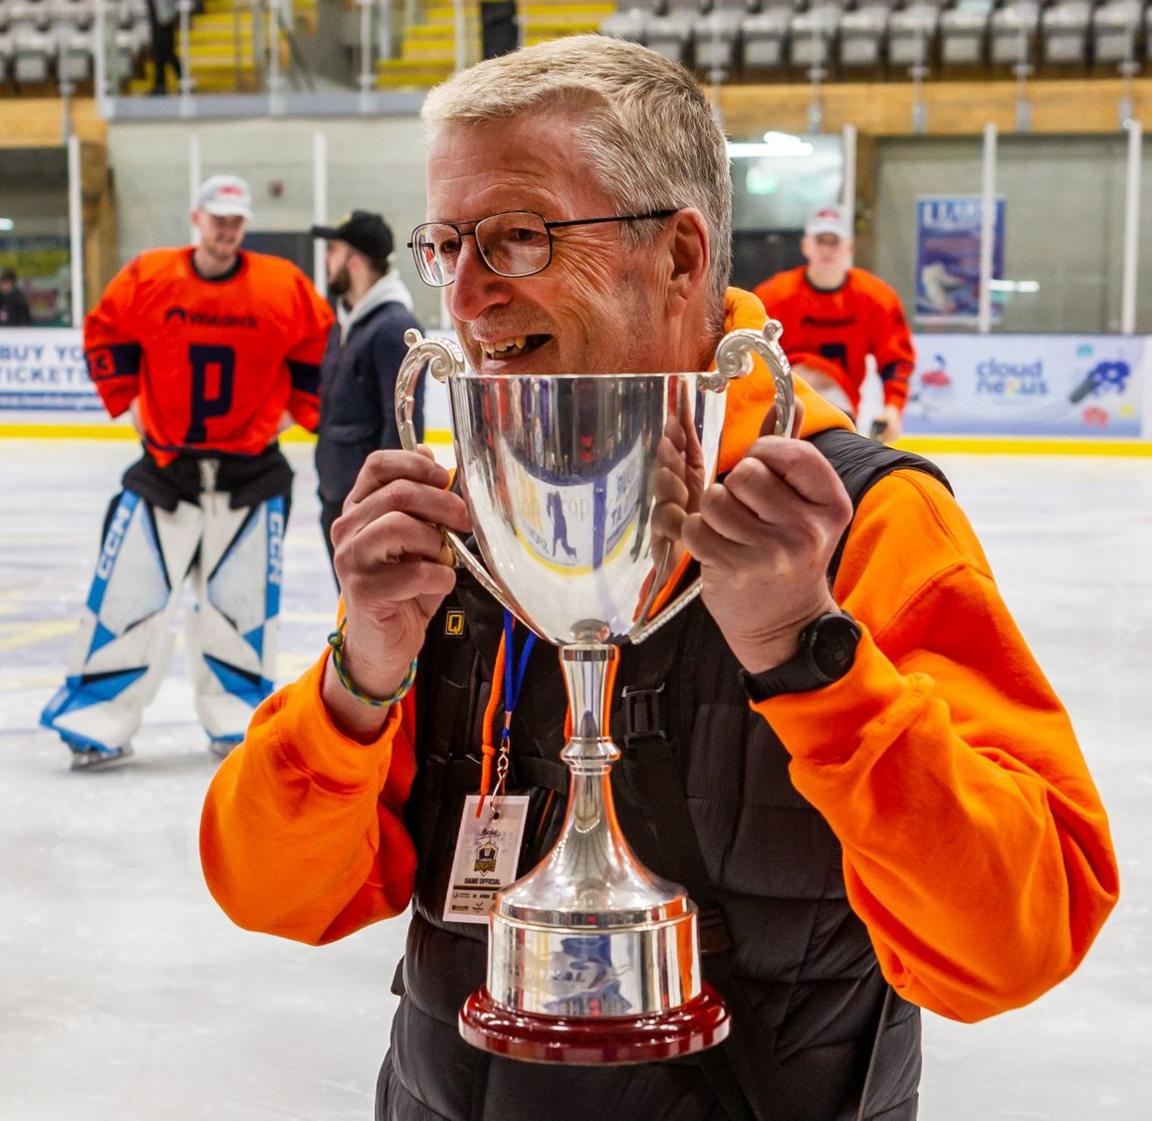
[185,344,236,444]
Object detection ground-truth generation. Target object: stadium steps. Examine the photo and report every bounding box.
[126,0,314,94]
[376,1,614,89]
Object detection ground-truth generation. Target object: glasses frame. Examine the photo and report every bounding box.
[406,208,681,288]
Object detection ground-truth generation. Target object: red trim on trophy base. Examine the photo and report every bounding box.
[458,985,731,1065]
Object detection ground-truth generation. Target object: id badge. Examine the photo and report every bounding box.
[443,794,530,925]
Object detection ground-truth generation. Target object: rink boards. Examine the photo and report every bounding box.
[4,326,1152,454]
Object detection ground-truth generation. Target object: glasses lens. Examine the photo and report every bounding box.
[412,223,461,287]
[476,212,551,279]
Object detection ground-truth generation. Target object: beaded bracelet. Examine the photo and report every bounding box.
[327,618,418,707]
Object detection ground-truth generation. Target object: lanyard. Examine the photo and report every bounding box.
[477,555,688,807]
[477,610,536,817]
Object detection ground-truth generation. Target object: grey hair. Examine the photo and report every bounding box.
[421,35,732,327]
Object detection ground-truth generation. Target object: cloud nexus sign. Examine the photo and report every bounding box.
[975,358,1049,397]
[904,333,1146,437]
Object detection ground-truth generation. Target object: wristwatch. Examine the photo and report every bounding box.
[741,612,862,701]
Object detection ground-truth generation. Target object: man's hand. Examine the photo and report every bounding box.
[128,398,144,437]
[681,404,853,674]
[881,403,903,443]
[323,448,471,737]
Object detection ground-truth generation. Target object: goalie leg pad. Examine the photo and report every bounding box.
[41,491,202,752]
[188,493,287,741]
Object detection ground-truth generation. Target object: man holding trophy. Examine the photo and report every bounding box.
[201,36,1118,1121]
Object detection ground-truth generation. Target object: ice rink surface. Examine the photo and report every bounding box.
[0,438,1148,1121]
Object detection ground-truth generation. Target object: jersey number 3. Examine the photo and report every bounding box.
[185,344,235,444]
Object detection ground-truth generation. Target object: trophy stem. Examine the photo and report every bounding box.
[458,641,731,1063]
[551,644,638,913]
[559,644,620,767]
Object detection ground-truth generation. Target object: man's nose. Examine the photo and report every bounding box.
[448,238,510,322]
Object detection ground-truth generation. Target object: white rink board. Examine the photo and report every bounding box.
[6,328,1152,445]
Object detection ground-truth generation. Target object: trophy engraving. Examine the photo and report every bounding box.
[396,323,794,1064]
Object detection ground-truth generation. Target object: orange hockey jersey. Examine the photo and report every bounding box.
[754,266,915,412]
[84,247,334,466]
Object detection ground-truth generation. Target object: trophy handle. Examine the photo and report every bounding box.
[708,318,796,436]
[629,320,796,645]
[395,329,523,618]
[396,327,463,452]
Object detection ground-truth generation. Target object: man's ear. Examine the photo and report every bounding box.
[664,208,710,313]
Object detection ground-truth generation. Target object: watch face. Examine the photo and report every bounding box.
[809,614,861,682]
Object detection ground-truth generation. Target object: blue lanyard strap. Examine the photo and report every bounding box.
[502,609,537,745]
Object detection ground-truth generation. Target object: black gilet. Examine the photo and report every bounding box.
[379,429,951,1121]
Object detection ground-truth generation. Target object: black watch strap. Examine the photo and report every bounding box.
[741,611,862,702]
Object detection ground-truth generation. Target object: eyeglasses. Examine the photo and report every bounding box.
[407,209,680,288]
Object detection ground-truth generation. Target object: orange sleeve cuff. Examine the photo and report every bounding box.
[275,650,405,789]
[749,627,924,767]
[201,648,418,943]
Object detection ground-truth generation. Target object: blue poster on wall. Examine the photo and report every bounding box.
[915,196,1005,325]
[904,334,1146,437]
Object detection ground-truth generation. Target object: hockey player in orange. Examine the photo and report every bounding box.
[41,175,334,770]
[754,204,915,442]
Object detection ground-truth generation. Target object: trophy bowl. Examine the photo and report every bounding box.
[396,324,794,1064]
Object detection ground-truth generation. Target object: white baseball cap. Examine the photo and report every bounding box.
[805,203,850,239]
[195,175,253,219]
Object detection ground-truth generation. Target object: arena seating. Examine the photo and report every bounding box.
[886,3,940,68]
[1093,0,1141,63]
[740,4,792,69]
[0,0,323,96]
[990,1,1041,67]
[839,4,890,68]
[2,0,1149,95]
[1041,0,1093,64]
[0,0,149,91]
[597,0,1152,77]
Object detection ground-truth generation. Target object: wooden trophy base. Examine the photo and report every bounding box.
[459,984,730,1065]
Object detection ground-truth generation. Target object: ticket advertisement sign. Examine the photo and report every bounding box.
[915,196,1005,325]
[0,328,99,411]
[904,333,1148,437]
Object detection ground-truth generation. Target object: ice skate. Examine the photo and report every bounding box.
[208,736,243,760]
[63,735,135,773]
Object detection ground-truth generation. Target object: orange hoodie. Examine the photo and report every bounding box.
[200,288,1118,1023]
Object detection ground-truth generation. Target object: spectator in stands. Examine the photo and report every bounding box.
[754,204,915,442]
[479,0,519,59]
[310,210,424,578]
[0,268,33,327]
[145,0,182,95]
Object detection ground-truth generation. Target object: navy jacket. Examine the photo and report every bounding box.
[315,286,424,507]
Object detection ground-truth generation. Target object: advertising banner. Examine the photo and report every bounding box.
[904,334,1147,437]
[0,328,99,411]
[915,196,1005,325]
[3,328,1146,441]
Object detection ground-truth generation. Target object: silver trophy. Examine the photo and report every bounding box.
[396,324,794,1064]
